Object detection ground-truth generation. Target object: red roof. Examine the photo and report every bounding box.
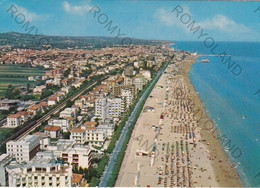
[8,111,28,118]
[84,121,97,127]
[45,126,60,131]
[48,96,57,101]
[71,128,85,133]
[39,102,48,106]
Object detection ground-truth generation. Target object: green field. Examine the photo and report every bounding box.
[0,64,47,96]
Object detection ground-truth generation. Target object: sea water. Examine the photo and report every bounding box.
[174,41,260,187]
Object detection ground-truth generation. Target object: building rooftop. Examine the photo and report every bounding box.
[84,121,97,127]
[71,128,85,133]
[45,126,61,132]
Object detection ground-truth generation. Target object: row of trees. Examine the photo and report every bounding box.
[106,62,168,186]
[4,84,54,101]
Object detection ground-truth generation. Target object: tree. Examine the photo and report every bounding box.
[5,85,14,98]
[63,68,71,78]
[26,83,31,91]
[22,95,36,101]
[66,100,73,108]
[79,167,84,174]
[40,89,53,99]
[63,131,71,139]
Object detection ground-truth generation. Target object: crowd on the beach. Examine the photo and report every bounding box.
[154,70,200,187]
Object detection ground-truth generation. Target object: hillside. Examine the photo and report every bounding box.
[0,32,169,49]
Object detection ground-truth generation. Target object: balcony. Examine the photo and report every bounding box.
[62,153,68,157]
[72,154,78,158]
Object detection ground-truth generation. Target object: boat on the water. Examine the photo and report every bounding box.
[201,59,210,63]
[242,115,247,120]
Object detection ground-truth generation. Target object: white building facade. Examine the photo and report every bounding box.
[6,135,40,162]
[6,158,72,187]
[95,98,125,121]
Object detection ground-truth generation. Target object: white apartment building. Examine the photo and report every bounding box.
[133,75,147,91]
[48,118,71,132]
[37,139,92,169]
[97,123,114,138]
[121,88,134,109]
[109,98,124,118]
[124,76,133,85]
[81,123,114,147]
[70,128,86,144]
[7,115,22,127]
[61,145,91,169]
[139,69,151,80]
[95,98,125,121]
[6,111,28,127]
[95,98,110,121]
[32,132,51,150]
[60,108,77,118]
[6,135,40,162]
[84,126,105,147]
[6,157,72,187]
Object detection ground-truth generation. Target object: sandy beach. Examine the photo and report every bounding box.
[115,55,243,187]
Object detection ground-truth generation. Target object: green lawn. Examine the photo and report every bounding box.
[0,64,47,96]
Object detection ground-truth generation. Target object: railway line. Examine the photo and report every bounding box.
[0,80,99,147]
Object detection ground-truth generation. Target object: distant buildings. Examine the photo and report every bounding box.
[33,85,46,94]
[124,76,133,85]
[121,89,134,109]
[112,85,135,97]
[133,74,147,91]
[6,135,40,162]
[60,108,77,118]
[48,118,73,132]
[6,111,30,127]
[139,69,151,80]
[48,96,58,106]
[45,68,62,78]
[0,43,168,187]
[27,102,47,115]
[123,66,134,76]
[48,94,64,106]
[45,126,61,138]
[6,113,22,128]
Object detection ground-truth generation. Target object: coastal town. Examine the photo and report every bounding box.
[0,37,245,187]
[1,0,260,186]
[0,43,183,186]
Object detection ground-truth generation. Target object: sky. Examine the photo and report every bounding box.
[1,0,260,41]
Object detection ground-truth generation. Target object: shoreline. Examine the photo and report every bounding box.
[183,55,244,187]
[115,54,243,187]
